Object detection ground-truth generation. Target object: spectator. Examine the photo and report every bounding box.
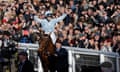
[18,51,35,72]
[101,38,113,52]
[54,39,68,72]
[87,37,95,49]
[112,32,120,54]
[19,29,32,43]
[76,33,88,48]
[76,18,85,32]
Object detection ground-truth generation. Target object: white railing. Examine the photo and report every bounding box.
[63,46,119,72]
[17,43,120,72]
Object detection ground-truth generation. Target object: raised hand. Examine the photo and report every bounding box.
[59,6,65,14]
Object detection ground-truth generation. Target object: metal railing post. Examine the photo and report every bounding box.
[116,56,119,72]
[38,58,43,72]
[68,50,73,72]
[72,50,75,72]
[100,54,105,64]
[25,48,29,59]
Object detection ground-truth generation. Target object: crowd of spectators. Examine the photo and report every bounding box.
[0,0,120,54]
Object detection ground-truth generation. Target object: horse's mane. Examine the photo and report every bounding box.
[38,33,55,56]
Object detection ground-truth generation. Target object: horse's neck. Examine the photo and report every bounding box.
[39,36,54,51]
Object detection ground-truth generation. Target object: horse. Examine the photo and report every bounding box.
[37,32,55,72]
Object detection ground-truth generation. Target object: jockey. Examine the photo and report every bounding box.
[34,9,68,44]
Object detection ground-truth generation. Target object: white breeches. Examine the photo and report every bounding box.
[45,32,57,44]
[50,32,56,44]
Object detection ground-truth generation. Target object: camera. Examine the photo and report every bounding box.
[1,40,17,59]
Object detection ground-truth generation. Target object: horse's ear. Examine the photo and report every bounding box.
[33,32,40,41]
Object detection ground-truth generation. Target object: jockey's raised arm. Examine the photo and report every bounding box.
[34,13,67,28]
[33,8,69,33]
[53,13,67,24]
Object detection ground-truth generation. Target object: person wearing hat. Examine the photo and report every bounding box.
[52,39,68,72]
[34,8,70,44]
[1,31,11,51]
[77,33,87,48]
[18,51,34,72]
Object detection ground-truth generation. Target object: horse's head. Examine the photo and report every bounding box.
[39,34,51,47]
[32,29,45,41]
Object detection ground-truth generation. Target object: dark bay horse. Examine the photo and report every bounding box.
[37,33,55,72]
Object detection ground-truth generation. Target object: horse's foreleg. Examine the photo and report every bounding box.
[42,60,49,72]
[39,55,49,72]
[44,57,49,72]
